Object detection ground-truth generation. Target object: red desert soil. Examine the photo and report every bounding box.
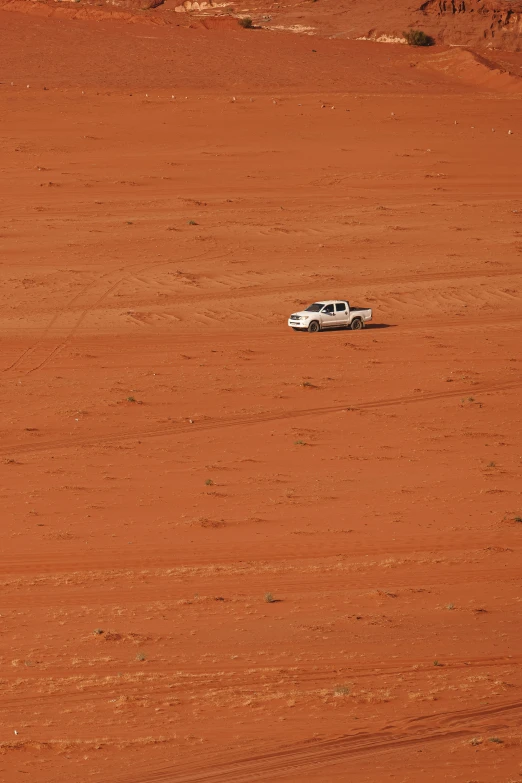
[0,9,521,783]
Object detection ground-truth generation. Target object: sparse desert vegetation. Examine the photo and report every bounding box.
[403,29,434,47]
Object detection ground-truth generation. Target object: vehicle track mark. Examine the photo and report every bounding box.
[3,251,225,375]
[0,379,519,457]
[110,699,522,782]
[4,265,519,375]
[139,267,521,308]
[1,662,520,713]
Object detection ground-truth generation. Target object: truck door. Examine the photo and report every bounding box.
[335,301,349,326]
[320,303,336,327]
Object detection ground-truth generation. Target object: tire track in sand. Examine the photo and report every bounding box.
[2,250,225,375]
[0,378,519,457]
[111,699,522,783]
[4,263,520,375]
[1,660,520,721]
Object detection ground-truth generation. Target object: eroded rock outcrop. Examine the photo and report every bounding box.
[418,0,522,48]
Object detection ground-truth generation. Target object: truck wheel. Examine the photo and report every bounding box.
[350,318,363,330]
[308,320,320,333]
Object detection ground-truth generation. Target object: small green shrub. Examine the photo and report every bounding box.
[205,478,214,486]
[404,29,434,47]
[265,592,276,603]
[239,17,253,28]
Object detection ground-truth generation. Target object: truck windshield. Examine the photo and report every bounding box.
[305,303,325,312]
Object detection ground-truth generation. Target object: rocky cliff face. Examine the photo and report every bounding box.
[418,0,522,48]
[300,0,522,51]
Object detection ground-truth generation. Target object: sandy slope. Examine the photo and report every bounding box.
[0,10,521,783]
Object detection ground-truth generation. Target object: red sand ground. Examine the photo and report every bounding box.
[1,9,522,783]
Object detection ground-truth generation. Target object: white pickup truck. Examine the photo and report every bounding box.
[288,300,372,332]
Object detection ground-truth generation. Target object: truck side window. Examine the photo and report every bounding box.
[335,303,346,312]
[323,304,334,313]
